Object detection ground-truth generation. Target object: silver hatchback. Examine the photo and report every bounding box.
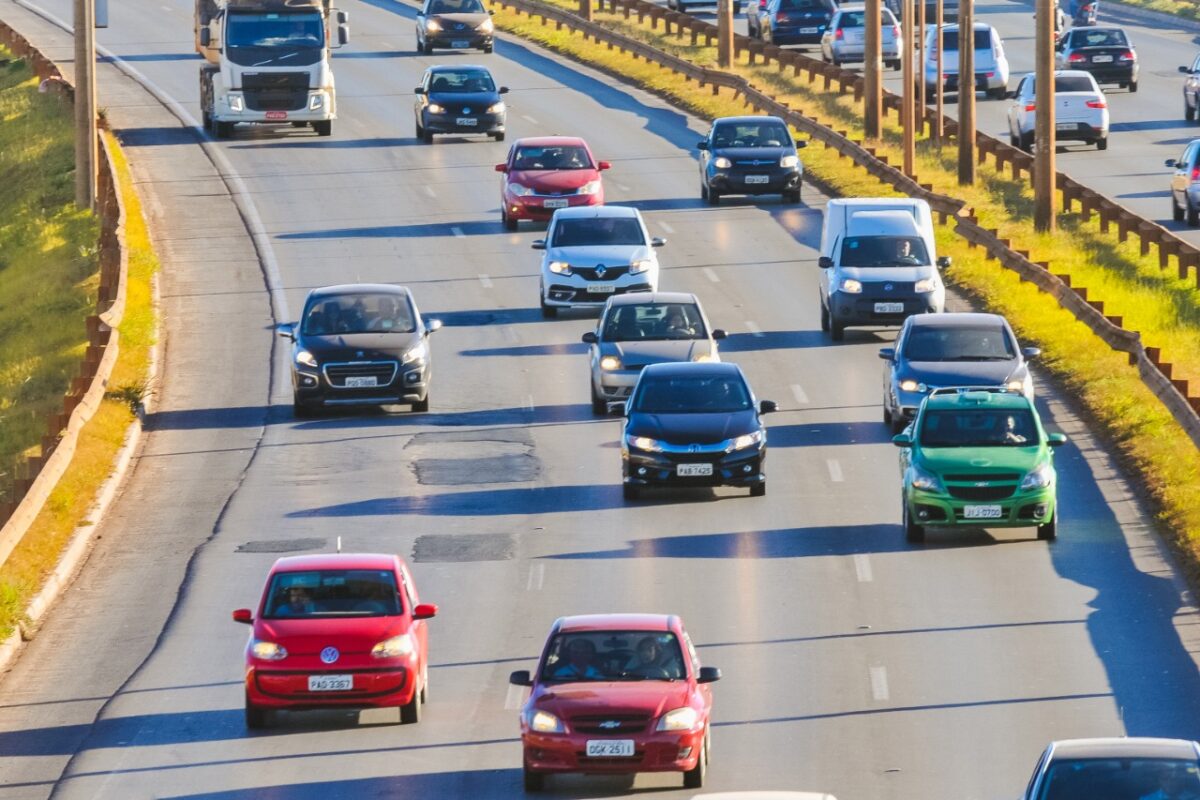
[820,5,902,68]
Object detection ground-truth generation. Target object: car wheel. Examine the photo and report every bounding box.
[623,483,640,501]
[830,55,840,67]
[412,393,430,413]
[245,696,270,729]
[503,208,518,231]
[750,481,766,497]
[483,43,494,53]
[422,40,434,54]
[400,691,422,724]
[988,87,1005,100]
[819,301,830,332]
[1187,99,1196,122]
[313,120,332,137]
[1096,137,1107,151]
[830,322,844,341]
[293,399,318,418]
[421,127,434,144]
[706,187,721,206]
[903,499,925,543]
[490,131,505,141]
[1189,204,1200,227]
[202,109,212,131]
[887,59,901,70]
[1037,509,1057,541]
[420,664,429,704]
[683,731,708,788]
[783,187,801,203]
[540,298,557,318]
[1174,195,1185,222]
[214,120,235,139]
[1020,131,1033,153]
[523,765,545,792]
[591,388,607,416]
[1129,80,1138,93]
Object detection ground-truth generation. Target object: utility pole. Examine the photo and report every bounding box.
[580,0,592,20]
[864,0,882,139]
[73,0,97,210]
[901,0,915,175]
[917,0,926,125]
[1034,0,1056,231]
[717,0,733,68]
[956,0,974,185]
[934,0,944,143]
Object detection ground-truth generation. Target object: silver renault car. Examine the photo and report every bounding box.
[582,292,726,414]
[534,205,664,318]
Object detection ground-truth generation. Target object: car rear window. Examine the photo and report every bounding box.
[839,235,930,267]
[602,303,708,341]
[633,374,752,413]
[779,0,830,10]
[838,10,896,26]
[1023,75,1098,93]
[1069,29,1128,47]
[939,28,992,50]
[903,326,1015,361]
[301,293,416,335]
[919,408,1039,447]
[1037,758,1200,800]
[512,145,593,170]
[552,217,645,247]
[263,570,402,618]
[541,631,686,682]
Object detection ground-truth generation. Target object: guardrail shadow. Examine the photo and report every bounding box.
[163,770,528,799]
[767,420,895,447]
[144,402,595,431]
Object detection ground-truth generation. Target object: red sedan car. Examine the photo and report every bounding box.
[496,136,611,231]
[233,553,436,728]
[509,613,721,791]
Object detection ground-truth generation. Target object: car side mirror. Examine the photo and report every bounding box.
[1166,158,1178,168]
[893,432,913,447]
[199,28,211,47]
[532,239,546,250]
[425,318,442,335]
[232,608,253,624]
[414,86,425,94]
[697,140,709,150]
[413,602,438,620]
[1047,433,1068,447]
[794,139,807,148]
[1181,65,1192,73]
[818,256,834,269]
[759,399,777,414]
[277,323,295,340]
[698,666,721,683]
[937,256,952,268]
[597,160,612,170]
[879,347,895,361]
[337,24,349,47]
[509,669,533,686]
[608,400,627,416]
[499,86,510,94]
[581,331,598,344]
[651,237,667,247]
[336,9,349,23]
[1021,346,1041,360]
[495,163,508,172]
[712,328,726,339]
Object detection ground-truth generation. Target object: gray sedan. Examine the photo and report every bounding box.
[582,292,726,415]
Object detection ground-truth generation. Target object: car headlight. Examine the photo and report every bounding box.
[486,101,506,114]
[227,92,244,112]
[548,260,571,275]
[914,276,940,293]
[308,94,324,111]
[371,634,415,658]
[1006,377,1031,394]
[713,156,732,168]
[425,18,442,30]
[625,434,664,452]
[726,430,764,452]
[629,258,653,274]
[657,707,700,732]
[427,103,445,114]
[780,154,800,168]
[529,709,564,733]
[909,465,942,493]
[401,340,427,366]
[250,640,288,661]
[577,180,602,195]
[840,278,863,294]
[295,349,318,368]
[508,182,535,197]
[898,378,925,393]
[478,17,494,31]
[1020,462,1054,491]
[600,355,621,370]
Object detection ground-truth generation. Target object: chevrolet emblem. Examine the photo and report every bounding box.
[599,720,621,729]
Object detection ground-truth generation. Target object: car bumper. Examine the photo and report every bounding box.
[423,32,493,49]
[623,445,766,488]
[769,25,829,44]
[1076,64,1136,84]
[905,486,1056,527]
[707,167,802,196]
[829,289,944,327]
[505,192,602,221]
[522,729,705,774]
[594,369,641,401]
[423,111,505,135]
[832,44,900,61]
[292,363,430,407]
[928,72,1006,92]
[544,280,656,308]
[1053,120,1108,143]
[246,663,416,709]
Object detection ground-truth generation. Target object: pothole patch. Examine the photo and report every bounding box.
[236,538,327,553]
[412,533,516,562]
[406,429,539,486]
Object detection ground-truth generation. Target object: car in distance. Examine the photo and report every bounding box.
[510,613,721,791]
[415,0,494,53]
[1180,54,1200,121]
[233,552,437,728]
[1055,25,1138,91]
[669,0,743,13]
[894,387,1067,541]
[879,312,1040,432]
[621,361,775,499]
[1021,738,1200,799]
[583,292,727,414]
[534,206,664,318]
[1166,137,1200,226]
[747,0,837,45]
[698,115,806,205]
[414,64,507,143]
[924,22,1010,101]
[1007,70,1108,152]
[496,137,610,230]
[820,5,901,68]
[281,284,442,416]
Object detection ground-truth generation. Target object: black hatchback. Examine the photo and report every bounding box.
[414,65,508,143]
[621,362,776,499]
[698,115,806,204]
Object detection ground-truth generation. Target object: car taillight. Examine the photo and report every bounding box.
[1192,166,1200,181]
[758,0,766,8]
[1024,103,1035,112]
[985,71,994,78]
[1086,99,1107,109]
[775,11,789,21]
[892,24,900,36]
[1118,50,1135,62]
[834,27,843,38]
[1068,52,1086,63]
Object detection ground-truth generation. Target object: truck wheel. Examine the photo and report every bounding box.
[202,110,212,131]
[313,120,332,137]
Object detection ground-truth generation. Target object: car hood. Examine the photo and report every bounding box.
[427,12,490,25]
[509,169,599,192]
[532,681,692,720]
[300,332,422,360]
[628,409,758,444]
[254,616,405,657]
[711,146,792,162]
[427,89,501,106]
[901,360,1019,387]
[918,446,1044,475]
[606,340,711,365]
[546,244,650,268]
[838,265,936,282]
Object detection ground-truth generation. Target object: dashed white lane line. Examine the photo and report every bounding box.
[525,563,545,591]
[790,383,809,404]
[617,183,631,191]
[505,684,527,710]
[451,226,465,238]
[659,221,675,234]
[478,274,493,288]
[526,394,535,413]
[827,458,844,482]
[423,185,436,198]
[703,267,721,283]
[853,554,873,583]
[745,321,764,337]
[522,114,539,124]
[870,666,890,701]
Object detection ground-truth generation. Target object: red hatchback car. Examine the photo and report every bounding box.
[496,136,611,231]
[233,553,436,728]
[509,614,721,791]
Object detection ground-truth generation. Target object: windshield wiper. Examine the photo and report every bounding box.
[252,51,299,66]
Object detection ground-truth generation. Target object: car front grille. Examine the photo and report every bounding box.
[944,473,1021,482]
[322,361,399,388]
[947,485,1015,501]
[571,714,651,734]
[572,266,631,281]
[243,71,309,111]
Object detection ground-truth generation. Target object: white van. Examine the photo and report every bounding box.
[923,22,1010,101]
[817,206,948,341]
[820,197,936,258]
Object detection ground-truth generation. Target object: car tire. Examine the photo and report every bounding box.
[313,120,332,137]
[830,322,844,341]
[540,298,557,318]
[400,690,422,724]
[421,127,434,144]
[202,110,213,131]
[988,87,1005,100]
[420,664,429,704]
[683,732,708,788]
[903,500,925,543]
[1129,80,1138,93]
[1037,509,1058,541]
[490,131,505,141]
[887,59,901,71]
[1188,203,1199,227]
[523,765,545,792]
[503,209,518,231]
[422,40,434,54]
[412,393,430,413]
[483,43,494,53]
[1187,99,1197,122]
[1096,137,1107,151]
[245,697,270,729]
[819,301,830,332]
[706,187,721,206]
[293,399,318,418]
[623,483,640,501]
[830,55,840,67]
[750,482,766,497]
[783,187,801,203]
[1174,196,1185,222]
[214,120,235,139]
[591,388,607,416]
[1020,131,1033,153]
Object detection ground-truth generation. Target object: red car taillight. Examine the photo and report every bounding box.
[1024,103,1036,112]
[892,24,900,37]
[834,27,844,39]
[1068,52,1086,63]
[775,11,789,21]
[1085,99,1107,109]
[1191,166,1200,181]
[1118,50,1135,62]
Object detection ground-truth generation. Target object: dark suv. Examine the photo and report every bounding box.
[698,116,806,204]
[747,0,837,46]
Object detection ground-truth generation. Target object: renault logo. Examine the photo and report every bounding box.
[595,264,607,278]
[599,720,622,729]
[320,646,340,664]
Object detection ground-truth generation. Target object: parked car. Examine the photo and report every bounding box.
[698,115,806,204]
[1166,137,1200,225]
[1006,70,1108,152]
[1179,54,1200,122]
[415,0,494,53]
[511,614,721,791]
[233,553,437,728]
[1021,739,1200,799]
[1055,25,1138,90]
[414,64,507,143]
[747,0,837,45]
[281,284,441,416]
[923,22,1010,100]
[669,0,743,13]
[820,5,901,68]
[879,312,1040,433]
[496,137,609,230]
[534,206,664,317]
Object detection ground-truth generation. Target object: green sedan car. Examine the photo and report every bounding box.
[893,387,1067,542]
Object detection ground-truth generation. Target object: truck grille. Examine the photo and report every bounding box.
[243,71,309,111]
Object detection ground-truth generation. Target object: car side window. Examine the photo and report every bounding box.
[1024,748,1049,799]
[398,567,417,611]
[1192,55,1200,73]
[1184,143,1198,169]
[682,632,701,674]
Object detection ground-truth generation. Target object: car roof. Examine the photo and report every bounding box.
[642,361,741,378]
[556,613,675,633]
[1074,25,1126,33]
[428,64,491,73]
[270,553,400,572]
[713,115,786,125]
[938,22,995,30]
[907,312,1007,329]
[307,284,412,300]
[846,210,922,236]
[924,388,1031,410]
[552,204,640,219]
[513,136,589,148]
[1050,738,1200,761]
[608,291,700,306]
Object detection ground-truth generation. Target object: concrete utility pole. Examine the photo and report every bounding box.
[1034,0,1056,231]
[935,0,944,142]
[864,0,882,139]
[956,0,975,185]
[917,0,926,119]
[73,0,97,209]
[717,0,734,68]
[901,0,915,175]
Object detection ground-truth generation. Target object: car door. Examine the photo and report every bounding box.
[398,563,428,667]
[416,0,430,39]
[698,127,714,181]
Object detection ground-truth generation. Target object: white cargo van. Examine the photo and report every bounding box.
[820,197,936,259]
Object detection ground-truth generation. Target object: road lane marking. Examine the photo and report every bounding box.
[526,394,535,413]
[451,226,465,238]
[790,383,809,404]
[525,563,545,591]
[745,321,764,337]
[827,459,844,482]
[870,666,889,701]
[659,221,675,234]
[617,183,631,191]
[853,554,873,583]
[505,684,526,710]
[478,273,493,288]
[703,267,720,283]
[522,114,539,124]
[423,185,436,198]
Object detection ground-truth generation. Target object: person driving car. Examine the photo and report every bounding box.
[551,638,604,680]
[663,308,695,338]
[275,586,316,616]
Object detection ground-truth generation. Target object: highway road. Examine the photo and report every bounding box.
[1,0,1200,796]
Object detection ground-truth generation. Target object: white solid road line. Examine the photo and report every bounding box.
[745,321,764,337]
[827,458,844,482]
[703,267,721,283]
[791,383,809,404]
[478,274,493,289]
[870,666,890,701]
[451,226,465,238]
[853,553,873,583]
[525,563,545,591]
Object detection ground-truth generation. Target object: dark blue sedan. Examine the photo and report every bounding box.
[414,65,508,143]
[698,116,806,204]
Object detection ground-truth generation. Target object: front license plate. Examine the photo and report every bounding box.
[265,110,288,121]
[800,25,819,32]
[451,40,471,48]
[308,674,353,691]
[589,284,616,294]
[344,376,378,388]
[745,174,770,184]
[1056,122,1076,131]
[874,302,905,313]
[586,740,635,757]
[1092,54,1113,62]
[456,117,478,126]
[964,504,1003,520]
[677,463,714,477]
[543,198,569,208]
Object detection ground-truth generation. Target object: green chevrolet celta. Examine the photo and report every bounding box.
[893,387,1067,542]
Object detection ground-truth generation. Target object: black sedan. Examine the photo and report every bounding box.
[280,284,441,417]
[698,115,806,204]
[621,362,776,499]
[416,0,494,53]
[878,312,1040,432]
[414,65,508,143]
[1055,26,1138,91]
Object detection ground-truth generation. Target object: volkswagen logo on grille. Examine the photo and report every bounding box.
[595,264,607,278]
[688,444,700,453]
[599,720,622,729]
[320,646,340,664]
[455,21,465,28]
[462,107,471,114]
[884,283,894,291]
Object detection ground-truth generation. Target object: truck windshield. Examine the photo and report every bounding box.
[227,13,324,48]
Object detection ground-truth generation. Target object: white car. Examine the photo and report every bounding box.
[1006,69,1109,152]
[820,5,902,68]
[533,206,664,318]
[924,22,1009,100]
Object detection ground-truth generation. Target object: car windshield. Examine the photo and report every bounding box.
[428,0,486,12]
[839,235,930,267]
[1037,758,1200,800]
[940,28,992,50]
[919,407,1040,447]
[602,303,708,341]
[226,13,324,48]
[711,122,792,148]
[903,326,1015,361]
[634,375,752,413]
[428,69,495,93]
[540,631,687,682]
[552,217,645,247]
[1070,29,1128,47]
[263,569,401,619]
[301,293,416,335]
[512,145,593,170]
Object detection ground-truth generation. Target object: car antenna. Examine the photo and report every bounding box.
[336,536,342,554]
